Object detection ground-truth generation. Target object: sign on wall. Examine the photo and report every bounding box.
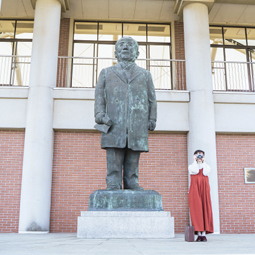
[244,168,255,184]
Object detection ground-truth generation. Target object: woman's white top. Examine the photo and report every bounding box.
[188,161,211,176]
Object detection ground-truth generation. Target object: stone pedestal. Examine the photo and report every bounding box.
[88,190,163,211]
[77,190,174,238]
[77,211,174,238]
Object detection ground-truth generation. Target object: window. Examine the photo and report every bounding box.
[72,21,172,89]
[210,26,255,92]
[0,20,33,86]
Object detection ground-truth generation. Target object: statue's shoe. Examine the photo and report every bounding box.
[126,185,144,191]
[106,185,120,191]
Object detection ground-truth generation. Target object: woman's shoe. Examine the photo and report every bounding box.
[196,236,202,242]
[201,236,207,242]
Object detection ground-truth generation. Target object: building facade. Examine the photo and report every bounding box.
[0,0,255,234]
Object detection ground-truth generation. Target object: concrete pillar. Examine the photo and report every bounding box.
[183,3,220,234]
[19,0,61,233]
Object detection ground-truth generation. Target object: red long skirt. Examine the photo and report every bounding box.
[189,169,214,234]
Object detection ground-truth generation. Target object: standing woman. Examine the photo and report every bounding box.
[189,149,214,241]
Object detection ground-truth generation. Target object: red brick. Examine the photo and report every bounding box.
[57,18,70,87]
[216,134,255,234]
[0,131,24,233]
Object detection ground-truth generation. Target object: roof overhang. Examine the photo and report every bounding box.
[215,0,255,4]
[30,0,70,12]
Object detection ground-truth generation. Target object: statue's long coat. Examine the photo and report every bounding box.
[95,62,157,152]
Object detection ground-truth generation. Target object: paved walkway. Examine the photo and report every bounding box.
[1,233,255,255]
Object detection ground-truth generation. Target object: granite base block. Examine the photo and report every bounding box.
[77,211,174,238]
[88,190,163,211]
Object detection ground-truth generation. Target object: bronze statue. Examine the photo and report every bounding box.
[94,37,157,191]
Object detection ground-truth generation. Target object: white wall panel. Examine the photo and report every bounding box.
[214,92,255,133]
[1,88,255,133]
[215,103,255,133]
[0,87,28,128]
[0,99,27,128]
[53,99,95,130]
[53,89,190,131]
[156,101,189,131]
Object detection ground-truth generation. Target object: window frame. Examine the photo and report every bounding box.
[0,19,34,86]
[72,20,172,89]
[210,25,255,92]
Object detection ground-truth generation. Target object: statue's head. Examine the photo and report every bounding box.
[114,37,140,63]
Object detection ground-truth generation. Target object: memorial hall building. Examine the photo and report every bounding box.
[1,0,255,234]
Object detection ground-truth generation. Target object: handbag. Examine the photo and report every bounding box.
[185,225,194,242]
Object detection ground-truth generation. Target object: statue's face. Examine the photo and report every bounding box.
[115,38,139,62]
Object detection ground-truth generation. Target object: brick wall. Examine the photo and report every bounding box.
[57,18,70,87]
[2,131,254,234]
[216,134,255,234]
[174,21,185,61]
[0,131,24,233]
[58,18,70,57]
[174,21,186,90]
[50,132,189,233]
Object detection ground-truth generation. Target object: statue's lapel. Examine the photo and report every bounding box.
[129,64,142,83]
[112,63,127,84]
[112,63,142,84]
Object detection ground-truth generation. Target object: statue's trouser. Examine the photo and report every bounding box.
[106,148,141,189]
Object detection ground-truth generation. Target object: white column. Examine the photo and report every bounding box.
[183,3,220,234]
[19,0,61,233]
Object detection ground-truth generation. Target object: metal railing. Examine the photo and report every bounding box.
[58,57,186,90]
[1,55,255,92]
[212,61,255,92]
[0,55,31,86]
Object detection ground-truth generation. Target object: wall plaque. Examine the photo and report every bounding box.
[244,168,255,184]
